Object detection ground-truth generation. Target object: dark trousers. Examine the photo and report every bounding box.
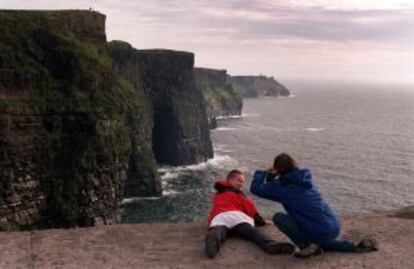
[273,212,356,252]
[208,222,273,250]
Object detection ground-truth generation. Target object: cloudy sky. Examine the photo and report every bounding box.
[2,0,414,83]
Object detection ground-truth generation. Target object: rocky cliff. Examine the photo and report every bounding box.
[228,75,290,97]
[107,41,161,198]
[137,49,213,166]
[0,10,216,230]
[0,10,155,230]
[194,68,242,124]
[108,41,213,166]
[108,40,215,190]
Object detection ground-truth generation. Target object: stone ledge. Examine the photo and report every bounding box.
[1,209,413,268]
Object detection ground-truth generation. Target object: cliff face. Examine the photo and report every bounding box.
[107,41,161,198]
[0,11,147,230]
[0,10,215,230]
[139,50,213,166]
[194,68,242,122]
[109,41,213,166]
[227,75,290,97]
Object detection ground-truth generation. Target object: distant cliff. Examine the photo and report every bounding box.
[109,41,213,167]
[228,75,290,97]
[0,10,213,230]
[194,68,242,125]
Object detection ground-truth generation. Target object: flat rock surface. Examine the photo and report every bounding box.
[0,211,413,269]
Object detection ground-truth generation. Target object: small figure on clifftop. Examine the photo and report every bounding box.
[205,169,295,258]
[250,153,379,258]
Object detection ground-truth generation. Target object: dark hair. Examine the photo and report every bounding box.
[273,153,297,175]
[226,169,243,180]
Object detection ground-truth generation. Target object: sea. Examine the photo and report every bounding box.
[121,80,414,223]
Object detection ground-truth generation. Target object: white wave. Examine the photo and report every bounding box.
[158,154,239,173]
[161,181,169,188]
[216,115,243,120]
[121,196,161,204]
[215,149,232,153]
[213,127,236,131]
[213,144,232,153]
[215,113,259,120]
[162,189,181,196]
[213,143,228,150]
[304,127,325,132]
[160,171,180,180]
[241,113,259,117]
[287,94,297,98]
[207,155,239,168]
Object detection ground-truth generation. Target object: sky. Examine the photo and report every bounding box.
[1,0,414,83]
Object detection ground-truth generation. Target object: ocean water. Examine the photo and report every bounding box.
[121,81,414,223]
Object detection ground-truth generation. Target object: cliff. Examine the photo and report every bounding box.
[137,49,213,166]
[194,68,242,124]
[108,41,213,166]
[106,41,161,198]
[0,10,156,230]
[228,75,290,97]
[1,208,413,268]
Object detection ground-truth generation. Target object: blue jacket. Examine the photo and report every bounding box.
[250,169,340,241]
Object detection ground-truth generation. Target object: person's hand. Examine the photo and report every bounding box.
[265,219,273,225]
[267,166,277,174]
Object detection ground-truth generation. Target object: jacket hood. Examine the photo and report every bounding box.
[283,169,313,189]
[214,180,232,191]
[214,180,245,195]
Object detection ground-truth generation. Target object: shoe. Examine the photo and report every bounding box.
[264,241,295,254]
[205,229,221,259]
[355,238,379,252]
[294,244,323,258]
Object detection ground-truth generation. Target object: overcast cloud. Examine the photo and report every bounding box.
[2,0,414,83]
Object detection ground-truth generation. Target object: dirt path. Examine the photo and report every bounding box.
[1,209,413,269]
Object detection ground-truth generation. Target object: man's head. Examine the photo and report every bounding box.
[226,169,244,189]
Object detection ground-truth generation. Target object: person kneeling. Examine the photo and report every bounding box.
[205,169,295,259]
[250,153,379,258]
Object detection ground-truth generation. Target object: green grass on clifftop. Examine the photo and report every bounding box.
[0,10,144,114]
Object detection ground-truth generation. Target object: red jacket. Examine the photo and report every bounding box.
[207,180,258,224]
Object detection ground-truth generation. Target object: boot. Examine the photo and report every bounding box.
[294,243,323,258]
[355,238,379,252]
[264,241,295,254]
